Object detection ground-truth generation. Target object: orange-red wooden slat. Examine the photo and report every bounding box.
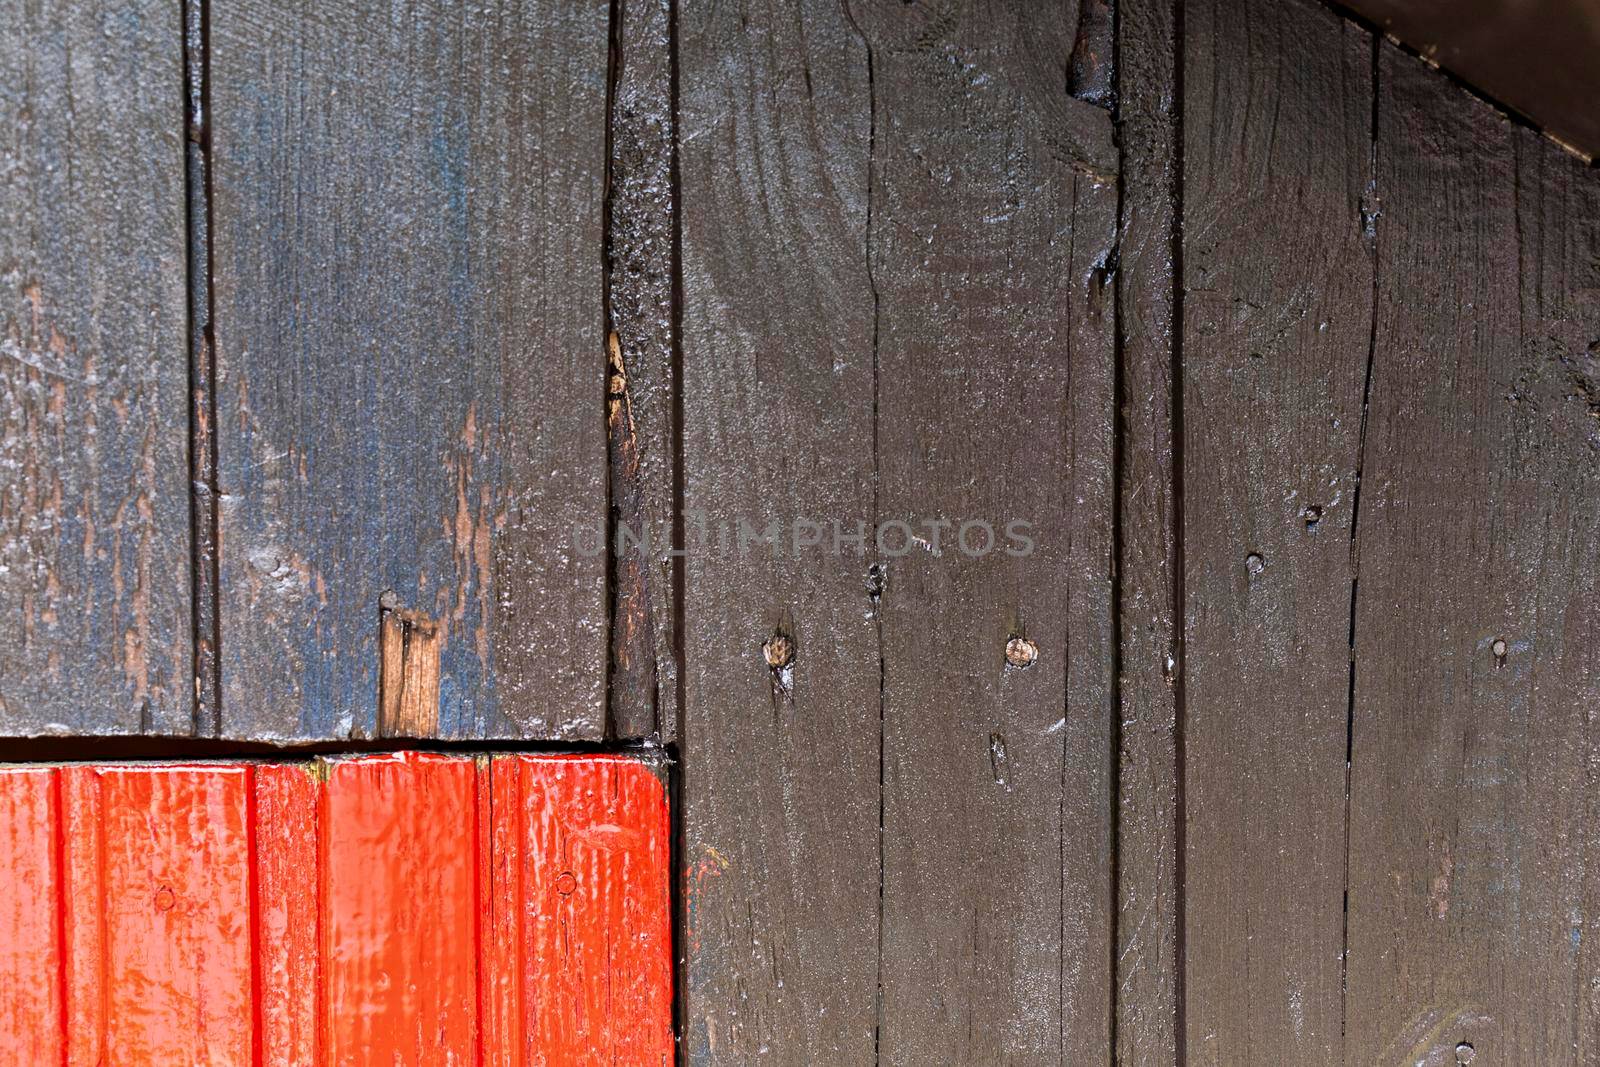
[0,768,63,1065]
[510,755,675,1065]
[0,754,672,1066]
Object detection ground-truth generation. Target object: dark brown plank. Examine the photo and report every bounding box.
[1180,1,1374,1061]
[209,0,610,740]
[1115,0,1182,1059]
[1344,47,1600,1064]
[852,2,1117,1060]
[678,1,880,1061]
[607,0,679,742]
[0,0,191,736]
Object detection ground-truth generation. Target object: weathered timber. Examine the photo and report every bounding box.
[678,0,881,1060]
[1343,46,1600,1065]
[850,0,1118,1061]
[1180,0,1376,1062]
[1115,0,1182,1059]
[607,0,680,742]
[209,0,611,740]
[0,0,191,736]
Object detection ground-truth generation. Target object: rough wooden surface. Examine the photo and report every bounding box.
[854,0,1117,1061]
[677,0,881,1060]
[0,0,191,737]
[208,0,611,741]
[607,0,680,743]
[1343,47,1600,1065]
[1180,1,1375,1062]
[1114,0,1183,1059]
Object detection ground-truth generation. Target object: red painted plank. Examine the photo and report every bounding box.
[499,754,674,1064]
[321,753,483,1063]
[0,753,672,1064]
[255,762,320,1066]
[0,768,63,1066]
[64,765,256,1064]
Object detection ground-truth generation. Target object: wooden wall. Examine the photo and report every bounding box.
[2,0,1597,1062]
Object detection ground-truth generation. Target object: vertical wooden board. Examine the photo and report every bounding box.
[1344,50,1600,1065]
[63,765,255,1063]
[678,0,882,1062]
[1115,0,1182,1060]
[209,0,610,741]
[852,2,1117,1061]
[254,762,320,1066]
[320,753,480,1062]
[502,754,673,1062]
[0,769,62,1064]
[1179,1,1374,1062]
[0,0,191,736]
[484,754,525,1065]
[607,0,680,742]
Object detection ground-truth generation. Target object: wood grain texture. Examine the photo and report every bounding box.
[209,0,611,741]
[0,754,673,1062]
[500,754,675,1063]
[677,0,881,1060]
[1343,47,1600,1065]
[0,768,62,1064]
[853,2,1118,1060]
[1180,1,1375,1062]
[607,0,680,742]
[62,765,256,1064]
[0,0,191,737]
[1114,0,1182,1059]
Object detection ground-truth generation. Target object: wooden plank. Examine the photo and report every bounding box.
[0,0,191,736]
[63,765,256,1062]
[321,753,481,1058]
[855,3,1117,1060]
[0,769,63,1063]
[209,0,611,741]
[254,762,320,1065]
[1179,2,1376,1062]
[500,754,674,1062]
[677,0,881,1060]
[607,0,680,742]
[1343,48,1600,1065]
[1114,0,1182,1058]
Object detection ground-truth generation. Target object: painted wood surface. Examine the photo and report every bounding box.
[207,0,611,741]
[606,0,680,743]
[1341,47,1600,1065]
[677,1,882,1060]
[0,754,673,1064]
[1114,0,1182,1059]
[858,1,1117,1062]
[0,0,191,736]
[1180,1,1375,1062]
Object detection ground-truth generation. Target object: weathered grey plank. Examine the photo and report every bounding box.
[852,2,1118,1060]
[1115,0,1182,1059]
[209,0,610,740]
[1344,47,1600,1064]
[0,0,191,736]
[607,0,679,742]
[678,0,881,1060]
[1181,1,1375,1061]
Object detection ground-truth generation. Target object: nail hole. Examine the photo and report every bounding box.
[1246,552,1265,576]
[1492,638,1507,666]
[1302,505,1323,532]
